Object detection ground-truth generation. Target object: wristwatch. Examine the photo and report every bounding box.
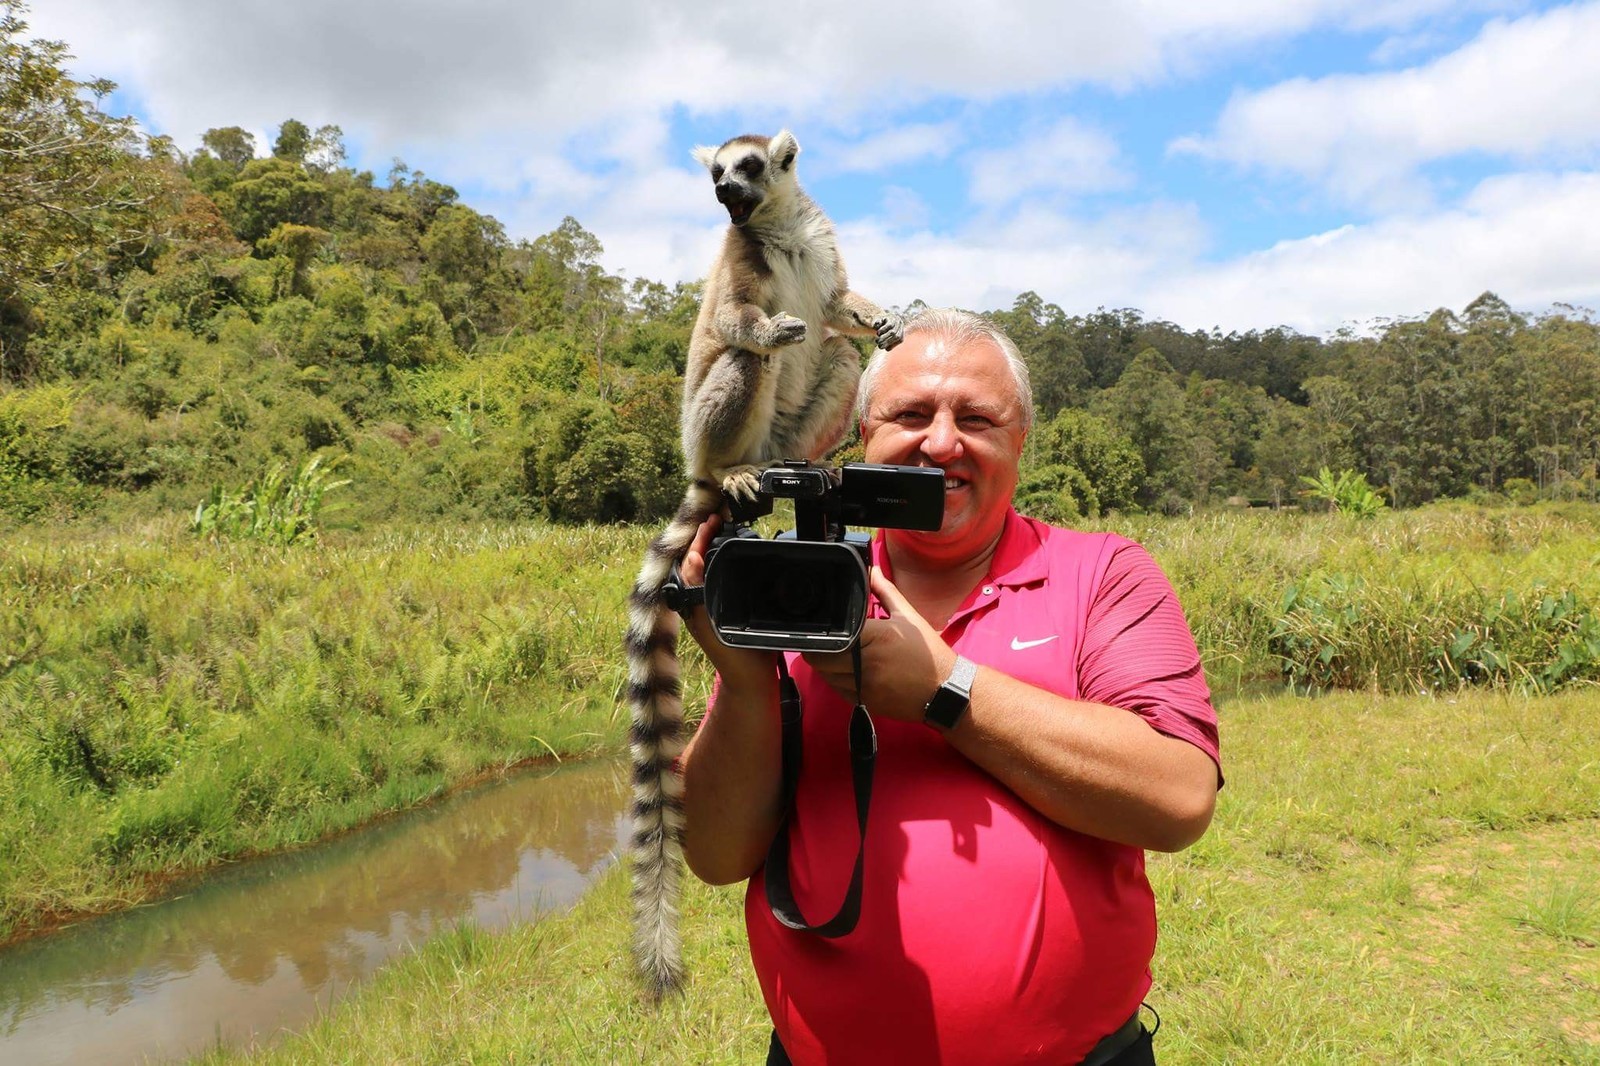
[923,655,977,730]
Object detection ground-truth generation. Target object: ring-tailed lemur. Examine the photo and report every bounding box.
[625,129,903,999]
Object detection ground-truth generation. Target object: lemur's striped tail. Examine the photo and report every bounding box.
[625,481,721,1000]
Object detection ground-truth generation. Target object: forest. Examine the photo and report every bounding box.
[4,7,1597,533]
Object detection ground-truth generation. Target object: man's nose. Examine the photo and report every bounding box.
[921,411,963,462]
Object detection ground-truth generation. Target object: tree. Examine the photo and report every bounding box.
[304,124,345,173]
[1,2,161,380]
[1350,310,1474,506]
[420,204,505,287]
[987,292,1088,421]
[1094,347,1194,507]
[259,222,329,299]
[1017,408,1141,519]
[200,126,256,170]
[219,158,331,245]
[1515,312,1600,496]
[1457,291,1523,493]
[1251,397,1318,506]
[526,217,626,397]
[272,118,311,163]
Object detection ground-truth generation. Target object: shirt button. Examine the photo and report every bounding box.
[982,585,994,596]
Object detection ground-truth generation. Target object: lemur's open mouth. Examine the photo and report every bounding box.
[728,203,755,226]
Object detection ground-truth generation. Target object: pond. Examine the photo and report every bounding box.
[0,759,630,1065]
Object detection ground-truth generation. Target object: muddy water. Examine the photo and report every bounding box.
[0,759,630,1066]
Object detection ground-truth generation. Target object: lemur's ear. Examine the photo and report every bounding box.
[770,129,799,172]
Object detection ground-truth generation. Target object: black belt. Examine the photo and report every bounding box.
[1077,1010,1145,1066]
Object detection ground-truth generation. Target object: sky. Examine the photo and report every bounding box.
[24,0,1600,337]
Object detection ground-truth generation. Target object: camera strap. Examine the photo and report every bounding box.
[764,647,877,938]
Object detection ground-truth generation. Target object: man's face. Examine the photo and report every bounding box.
[861,332,1028,559]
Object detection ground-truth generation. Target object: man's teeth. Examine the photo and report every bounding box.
[944,477,962,489]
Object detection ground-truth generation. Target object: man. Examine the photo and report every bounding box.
[677,308,1221,1065]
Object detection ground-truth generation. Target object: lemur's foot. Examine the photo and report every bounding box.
[721,465,764,503]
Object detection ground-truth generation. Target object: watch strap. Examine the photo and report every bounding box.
[924,654,977,729]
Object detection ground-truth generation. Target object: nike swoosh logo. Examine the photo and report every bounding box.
[1010,635,1059,651]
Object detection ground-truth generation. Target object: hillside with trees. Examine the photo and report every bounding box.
[3,6,1598,530]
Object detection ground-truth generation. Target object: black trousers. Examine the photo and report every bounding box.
[765,1022,1156,1065]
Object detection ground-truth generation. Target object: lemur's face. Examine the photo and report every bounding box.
[697,135,796,227]
[707,144,769,227]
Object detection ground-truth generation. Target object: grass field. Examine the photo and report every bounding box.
[190,687,1600,1065]
[0,517,709,942]
[3,502,1599,1045]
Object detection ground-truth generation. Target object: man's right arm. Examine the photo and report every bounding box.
[676,516,787,885]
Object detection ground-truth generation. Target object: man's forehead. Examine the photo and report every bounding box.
[874,336,1018,405]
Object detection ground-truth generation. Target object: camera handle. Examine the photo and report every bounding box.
[764,643,877,938]
[659,564,703,614]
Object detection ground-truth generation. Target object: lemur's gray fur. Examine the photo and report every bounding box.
[625,129,903,999]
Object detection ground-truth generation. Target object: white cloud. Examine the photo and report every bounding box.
[879,186,932,232]
[814,198,1210,317]
[1138,0,1524,39]
[657,169,1599,335]
[1176,2,1600,204]
[969,119,1130,207]
[1147,170,1600,332]
[814,123,966,177]
[29,0,1520,159]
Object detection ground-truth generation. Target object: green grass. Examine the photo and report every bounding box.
[0,516,696,941]
[189,687,1600,1064]
[1101,503,1600,690]
[3,501,1598,954]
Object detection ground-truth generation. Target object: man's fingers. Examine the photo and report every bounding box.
[682,513,723,585]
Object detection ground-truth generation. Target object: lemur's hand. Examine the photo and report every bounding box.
[874,313,905,350]
[767,312,808,347]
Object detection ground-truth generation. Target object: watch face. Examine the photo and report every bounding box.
[924,684,969,729]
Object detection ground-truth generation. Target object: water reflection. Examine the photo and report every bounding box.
[0,759,630,1065]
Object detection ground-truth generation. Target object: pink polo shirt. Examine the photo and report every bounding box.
[741,508,1219,1065]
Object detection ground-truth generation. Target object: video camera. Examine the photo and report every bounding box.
[669,461,945,654]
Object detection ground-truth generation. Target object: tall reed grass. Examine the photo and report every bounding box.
[1100,503,1600,692]
[0,517,658,940]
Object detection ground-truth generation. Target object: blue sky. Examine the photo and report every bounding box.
[28,0,1600,336]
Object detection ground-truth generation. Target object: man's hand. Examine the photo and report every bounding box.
[678,513,778,686]
[802,568,958,723]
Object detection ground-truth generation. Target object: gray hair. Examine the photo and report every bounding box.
[857,307,1034,431]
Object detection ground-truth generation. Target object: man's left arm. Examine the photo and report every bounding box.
[804,568,1219,853]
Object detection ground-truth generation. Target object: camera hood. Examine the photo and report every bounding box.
[703,537,869,653]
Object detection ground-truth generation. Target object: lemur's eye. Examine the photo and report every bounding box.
[710,165,724,182]
[738,158,764,179]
